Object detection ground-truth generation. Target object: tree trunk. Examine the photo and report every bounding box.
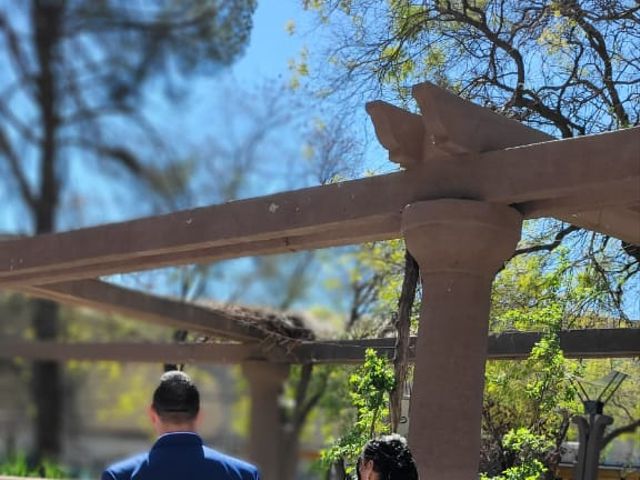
[390,251,419,431]
[30,0,64,460]
[30,300,62,458]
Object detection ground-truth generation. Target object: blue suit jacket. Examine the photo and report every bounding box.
[101,432,260,480]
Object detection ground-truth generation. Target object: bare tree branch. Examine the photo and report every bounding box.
[0,126,35,208]
[513,225,580,257]
[602,418,640,448]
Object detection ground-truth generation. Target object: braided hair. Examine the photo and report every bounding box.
[361,434,419,480]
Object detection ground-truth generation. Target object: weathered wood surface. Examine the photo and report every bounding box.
[0,82,638,287]
[0,340,270,363]
[294,328,640,363]
[2,329,638,364]
[22,279,269,342]
[0,125,637,287]
[369,81,640,244]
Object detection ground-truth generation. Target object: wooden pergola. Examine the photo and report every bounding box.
[1,82,639,480]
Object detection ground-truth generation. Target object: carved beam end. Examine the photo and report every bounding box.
[365,100,424,169]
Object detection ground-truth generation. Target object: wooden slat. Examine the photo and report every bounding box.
[0,127,637,287]
[1,329,637,364]
[293,329,640,363]
[0,340,269,363]
[488,328,640,360]
[3,215,400,288]
[23,280,269,343]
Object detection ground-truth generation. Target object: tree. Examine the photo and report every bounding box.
[317,349,395,479]
[0,0,257,458]
[299,0,639,312]
[317,238,639,478]
[483,248,640,478]
[293,5,640,473]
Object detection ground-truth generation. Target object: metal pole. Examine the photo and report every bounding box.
[572,400,613,480]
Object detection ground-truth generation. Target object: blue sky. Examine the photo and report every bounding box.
[0,2,637,319]
[234,0,310,81]
[98,1,366,312]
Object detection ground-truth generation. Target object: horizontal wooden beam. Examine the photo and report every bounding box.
[561,206,640,245]
[0,126,637,287]
[1,329,637,364]
[292,328,640,363]
[488,328,640,360]
[22,280,270,343]
[0,340,269,364]
[370,82,640,244]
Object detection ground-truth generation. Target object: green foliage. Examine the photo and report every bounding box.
[288,47,310,90]
[299,2,640,475]
[332,240,419,336]
[322,227,638,478]
[481,428,552,480]
[318,349,395,475]
[0,453,68,478]
[482,251,586,474]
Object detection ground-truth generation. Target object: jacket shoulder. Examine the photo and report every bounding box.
[203,447,260,479]
[102,452,148,480]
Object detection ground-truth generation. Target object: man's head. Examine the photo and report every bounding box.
[357,434,418,480]
[149,370,201,434]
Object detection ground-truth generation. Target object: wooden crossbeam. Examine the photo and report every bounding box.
[23,280,269,343]
[0,126,637,287]
[1,329,638,364]
[369,82,640,244]
[293,329,640,363]
[0,340,269,364]
[559,206,640,245]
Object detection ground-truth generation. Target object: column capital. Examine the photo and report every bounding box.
[402,199,522,276]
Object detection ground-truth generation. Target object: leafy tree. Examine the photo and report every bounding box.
[481,428,553,480]
[293,3,640,474]
[318,348,395,478]
[0,0,257,458]
[316,233,638,479]
[298,0,640,314]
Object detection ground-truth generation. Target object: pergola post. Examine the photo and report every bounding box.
[242,362,289,480]
[403,199,522,480]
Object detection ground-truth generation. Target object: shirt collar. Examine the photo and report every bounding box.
[153,431,203,448]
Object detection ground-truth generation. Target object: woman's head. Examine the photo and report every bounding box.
[357,434,419,480]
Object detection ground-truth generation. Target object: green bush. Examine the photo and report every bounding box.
[0,453,68,478]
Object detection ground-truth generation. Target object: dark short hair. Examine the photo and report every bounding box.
[152,371,200,423]
[361,434,419,480]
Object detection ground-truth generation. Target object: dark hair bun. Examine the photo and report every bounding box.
[363,434,418,480]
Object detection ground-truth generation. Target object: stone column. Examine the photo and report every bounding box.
[242,362,289,480]
[403,199,522,480]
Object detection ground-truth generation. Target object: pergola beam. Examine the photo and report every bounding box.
[559,206,640,245]
[0,340,269,364]
[22,280,269,343]
[0,127,637,287]
[299,329,640,363]
[1,329,637,364]
[369,82,640,244]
